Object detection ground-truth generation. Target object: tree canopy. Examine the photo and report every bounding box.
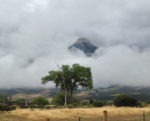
[41,63,93,105]
[113,94,138,107]
[32,97,49,108]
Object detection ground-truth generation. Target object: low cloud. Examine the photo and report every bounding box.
[0,0,150,88]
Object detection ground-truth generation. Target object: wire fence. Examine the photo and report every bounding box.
[2,110,150,121]
[44,111,150,121]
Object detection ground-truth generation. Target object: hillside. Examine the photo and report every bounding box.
[69,38,98,56]
[89,85,150,101]
[0,85,150,101]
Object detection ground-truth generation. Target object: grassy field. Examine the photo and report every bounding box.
[0,107,150,121]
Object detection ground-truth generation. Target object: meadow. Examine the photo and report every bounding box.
[0,107,150,121]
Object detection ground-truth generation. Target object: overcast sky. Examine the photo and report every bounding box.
[0,0,150,88]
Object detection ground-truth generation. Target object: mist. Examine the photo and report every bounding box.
[0,0,150,88]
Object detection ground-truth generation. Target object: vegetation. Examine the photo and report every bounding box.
[31,97,49,108]
[16,98,26,108]
[51,93,64,106]
[0,94,16,111]
[41,63,93,106]
[0,94,8,104]
[93,100,106,107]
[0,104,16,111]
[113,94,138,107]
[0,62,147,110]
[1,107,150,121]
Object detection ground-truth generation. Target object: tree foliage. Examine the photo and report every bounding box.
[51,93,64,106]
[41,64,93,105]
[16,98,26,108]
[32,97,49,108]
[0,94,16,111]
[113,94,138,107]
[93,100,106,107]
[0,94,7,104]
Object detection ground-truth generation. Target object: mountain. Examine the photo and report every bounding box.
[1,86,150,101]
[69,38,98,56]
[88,85,150,101]
[0,88,59,99]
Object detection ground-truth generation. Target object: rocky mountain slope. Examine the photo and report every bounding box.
[69,38,98,56]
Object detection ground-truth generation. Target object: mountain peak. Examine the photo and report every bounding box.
[76,38,91,44]
[69,38,98,56]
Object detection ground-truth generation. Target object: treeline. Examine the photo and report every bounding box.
[0,93,150,111]
[51,93,141,108]
[0,94,49,111]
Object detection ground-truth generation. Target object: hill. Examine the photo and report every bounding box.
[69,38,98,56]
[0,85,150,101]
[88,85,150,101]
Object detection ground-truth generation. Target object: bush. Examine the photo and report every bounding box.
[80,100,89,105]
[67,104,76,108]
[15,98,26,108]
[0,104,16,111]
[89,99,94,104]
[0,94,7,104]
[32,97,49,108]
[51,93,64,106]
[93,100,106,107]
[113,94,138,107]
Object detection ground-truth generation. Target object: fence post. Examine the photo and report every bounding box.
[79,117,81,121]
[46,118,50,121]
[143,111,145,121]
[103,111,108,121]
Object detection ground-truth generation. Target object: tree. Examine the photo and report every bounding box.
[41,64,93,106]
[16,98,26,108]
[113,94,138,107]
[0,94,16,111]
[93,100,106,107]
[32,97,49,108]
[51,93,64,106]
[0,94,7,104]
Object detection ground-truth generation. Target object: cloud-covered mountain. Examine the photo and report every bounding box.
[0,0,150,88]
[69,38,98,56]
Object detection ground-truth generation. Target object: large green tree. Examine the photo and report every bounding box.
[113,94,138,107]
[41,64,93,106]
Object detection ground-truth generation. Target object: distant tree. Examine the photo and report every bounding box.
[16,98,26,108]
[113,94,138,107]
[89,99,94,104]
[41,64,93,106]
[32,97,49,108]
[93,100,106,107]
[0,94,16,111]
[0,94,7,104]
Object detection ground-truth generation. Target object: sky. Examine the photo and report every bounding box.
[0,0,150,88]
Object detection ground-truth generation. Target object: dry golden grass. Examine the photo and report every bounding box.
[1,107,150,121]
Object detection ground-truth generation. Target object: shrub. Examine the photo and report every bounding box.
[15,98,26,108]
[0,104,16,111]
[0,94,8,104]
[113,94,138,107]
[51,93,65,106]
[89,99,94,104]
[32,97,49,108]
[93,100,106,107]
[67,104,76,108]
[80,100,89,105]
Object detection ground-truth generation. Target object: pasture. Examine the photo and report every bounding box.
[0,107,150,121]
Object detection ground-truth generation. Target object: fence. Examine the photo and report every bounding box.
[45,111,149,121]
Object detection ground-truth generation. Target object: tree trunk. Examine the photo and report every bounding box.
[64,89,67,106]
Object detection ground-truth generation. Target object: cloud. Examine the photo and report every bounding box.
[0,0,150,88]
